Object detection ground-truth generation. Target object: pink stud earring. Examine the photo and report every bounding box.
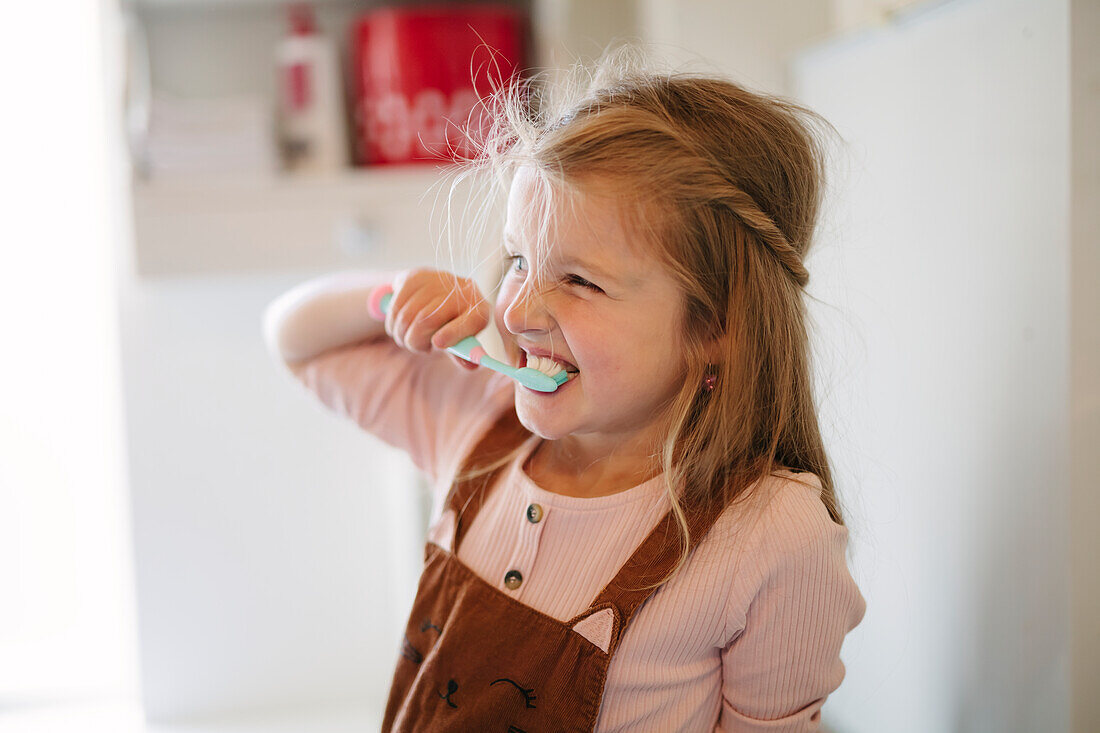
[702,372,717,393]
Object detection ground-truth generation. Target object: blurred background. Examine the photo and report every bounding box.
[1,0,1096,731]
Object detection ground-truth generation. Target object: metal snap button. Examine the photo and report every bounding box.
[503,570,523,590]
[526,503,544,523]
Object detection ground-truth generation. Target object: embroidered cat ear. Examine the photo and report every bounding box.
[427,509,457,552]
[571,608,615,653]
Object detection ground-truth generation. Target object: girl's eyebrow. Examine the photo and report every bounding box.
[504,232,623,284]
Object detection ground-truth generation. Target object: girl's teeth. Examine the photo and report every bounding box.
[526,354,561,374]
[525,353,579,378]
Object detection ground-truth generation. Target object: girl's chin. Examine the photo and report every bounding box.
[514,393,576,430]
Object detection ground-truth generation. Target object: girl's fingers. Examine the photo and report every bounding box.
[389,291,435,351]
[386,269,439,348]
[384,269,489,357]
[430,308,488,352]
[384,270,414,341]
[404,299,454,353]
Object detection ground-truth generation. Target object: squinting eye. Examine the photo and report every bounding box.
[505,253,602,294]
[505,254,527,273]
[567,275,602,293]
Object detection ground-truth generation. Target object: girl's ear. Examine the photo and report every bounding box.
[702,330,726,365]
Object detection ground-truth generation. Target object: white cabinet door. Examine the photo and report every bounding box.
[791,1,1069,731]
[121,271,429,724]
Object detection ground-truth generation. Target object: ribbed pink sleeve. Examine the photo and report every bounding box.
[290,338,514,487]
[717,485,866,731]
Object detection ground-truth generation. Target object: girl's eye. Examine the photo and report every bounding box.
[567,275,602,293]
[505,253,527,273]
[504,253,602,293]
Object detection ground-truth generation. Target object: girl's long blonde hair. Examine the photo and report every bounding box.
[443,42,848,587]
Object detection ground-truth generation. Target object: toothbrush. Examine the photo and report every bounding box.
[367,284,568,393]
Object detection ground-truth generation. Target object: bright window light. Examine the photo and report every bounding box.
[0,0,138,710]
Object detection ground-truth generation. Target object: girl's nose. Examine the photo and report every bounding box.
[502,279,554,336]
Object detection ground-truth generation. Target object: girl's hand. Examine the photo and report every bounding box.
[383,268,490,371]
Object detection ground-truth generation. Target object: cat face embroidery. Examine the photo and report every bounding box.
[402,616,539,726]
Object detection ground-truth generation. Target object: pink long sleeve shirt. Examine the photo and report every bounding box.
[288,338,866,732]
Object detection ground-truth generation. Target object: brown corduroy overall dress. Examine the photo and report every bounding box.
[382,406,729,733]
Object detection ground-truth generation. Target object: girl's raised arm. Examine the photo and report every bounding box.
[259,267,514,489]
[262,269,396,369]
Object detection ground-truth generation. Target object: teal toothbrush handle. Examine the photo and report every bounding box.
[369,287,565,393]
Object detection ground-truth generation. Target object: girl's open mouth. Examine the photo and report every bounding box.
[520,350,579,377]
[517,348,580,391]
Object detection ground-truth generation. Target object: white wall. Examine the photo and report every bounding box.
[0,0,137,708]
[638,0,832,93]
[792,0,1071,730]
[119,272,418,721]
[1069,1,1100,729]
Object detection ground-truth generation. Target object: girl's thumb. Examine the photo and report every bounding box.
[448,353,478,371]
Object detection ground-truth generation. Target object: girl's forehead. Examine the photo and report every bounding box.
[505,168,650,269]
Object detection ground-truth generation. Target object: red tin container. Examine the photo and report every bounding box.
[350,4,526,166]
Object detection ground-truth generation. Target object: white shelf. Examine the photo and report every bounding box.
[133,165,445,199]
[131,166,458,278]
[123,0,629,280]
[135,0,359,9]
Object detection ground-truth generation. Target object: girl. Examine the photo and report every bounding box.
[263,46,866,732]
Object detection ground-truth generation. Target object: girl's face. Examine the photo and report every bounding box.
[494,166,690,460]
